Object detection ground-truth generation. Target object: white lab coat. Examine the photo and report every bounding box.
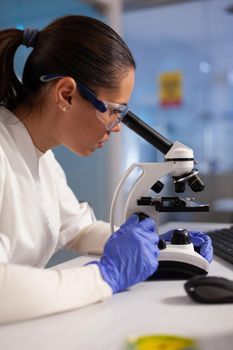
[0,107,112,324]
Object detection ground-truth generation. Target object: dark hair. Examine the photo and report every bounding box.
[0,15,136,109]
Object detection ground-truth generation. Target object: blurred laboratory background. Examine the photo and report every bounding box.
[1,0,233,226]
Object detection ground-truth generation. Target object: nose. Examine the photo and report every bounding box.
[111,123,121,133]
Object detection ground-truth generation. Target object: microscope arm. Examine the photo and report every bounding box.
[110,111,206,232]
[110,162,174,234]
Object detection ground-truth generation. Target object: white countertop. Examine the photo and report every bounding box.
[1,222,233,350]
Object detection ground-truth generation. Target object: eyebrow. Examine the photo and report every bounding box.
[107,101,128,106]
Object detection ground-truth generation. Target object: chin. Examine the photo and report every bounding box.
[69,146,96,157]
[83,149,95,156]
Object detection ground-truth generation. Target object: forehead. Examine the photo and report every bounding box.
[97,69,135,104]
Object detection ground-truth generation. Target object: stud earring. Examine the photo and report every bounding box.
[59,103,70,112]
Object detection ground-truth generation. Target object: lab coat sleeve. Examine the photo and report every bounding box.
[0,233,11,263]
[0,148,11,264]
[49,152,97,250]
[51,152,118,253]
[65,220,118,254]
[0,263,112,325]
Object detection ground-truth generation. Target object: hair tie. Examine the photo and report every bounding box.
[22,28,39,48]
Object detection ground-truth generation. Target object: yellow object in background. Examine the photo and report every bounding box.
[159,71,183,107]
[127,334,199,350]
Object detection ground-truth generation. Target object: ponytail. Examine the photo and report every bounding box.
[0,16,135,110]
[0,29,25,109]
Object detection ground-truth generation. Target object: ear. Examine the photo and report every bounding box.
[54,77,76,111]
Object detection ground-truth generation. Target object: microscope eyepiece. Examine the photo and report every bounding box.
[122,111,173,154]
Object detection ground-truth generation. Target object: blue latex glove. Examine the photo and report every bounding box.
[159,230,213,263]
[90,214,160,293]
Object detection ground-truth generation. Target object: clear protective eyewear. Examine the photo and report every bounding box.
[40,74,129,131]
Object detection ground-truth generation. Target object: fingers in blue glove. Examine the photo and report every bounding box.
[120,214,140,229]
[95,216,160,294]
[137,217,156,232]
[133,227,159,245]
[188,231,213,263]
[189,232,205,247]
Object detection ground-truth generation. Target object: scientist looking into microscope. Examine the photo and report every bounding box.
[0,15,213,324]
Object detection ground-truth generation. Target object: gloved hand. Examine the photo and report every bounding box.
[159,230,213,263]
[89,214,160,293]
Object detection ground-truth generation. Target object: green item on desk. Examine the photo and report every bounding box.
[126,334,199,350]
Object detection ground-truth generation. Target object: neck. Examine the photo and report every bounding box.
[12,104,58,152]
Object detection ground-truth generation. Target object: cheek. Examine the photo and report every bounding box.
[73,99,103,135]
[59,93,110,154]
[63,107,106,152]
[75,110,106,139]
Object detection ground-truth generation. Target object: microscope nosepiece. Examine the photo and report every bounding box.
[173,169,205,193]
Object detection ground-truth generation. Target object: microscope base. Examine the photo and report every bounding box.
[147,242,210,280]
[147,261,208,280]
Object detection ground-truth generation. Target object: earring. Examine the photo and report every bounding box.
[59,103,69,112]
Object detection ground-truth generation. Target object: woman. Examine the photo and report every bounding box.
[0,15,212,324]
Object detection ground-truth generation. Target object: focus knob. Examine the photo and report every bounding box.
[151,180,164,193]
[171,229,191,245]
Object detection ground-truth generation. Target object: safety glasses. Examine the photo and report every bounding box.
[40,74,129,131]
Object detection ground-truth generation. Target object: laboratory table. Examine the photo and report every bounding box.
[1,222,233,350]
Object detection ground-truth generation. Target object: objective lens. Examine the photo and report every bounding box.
[188,174,205,192]
[174,181,185,193]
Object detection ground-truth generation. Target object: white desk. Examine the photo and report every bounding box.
[1,222,233,350]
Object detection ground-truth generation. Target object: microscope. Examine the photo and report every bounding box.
[110,111,210,279]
